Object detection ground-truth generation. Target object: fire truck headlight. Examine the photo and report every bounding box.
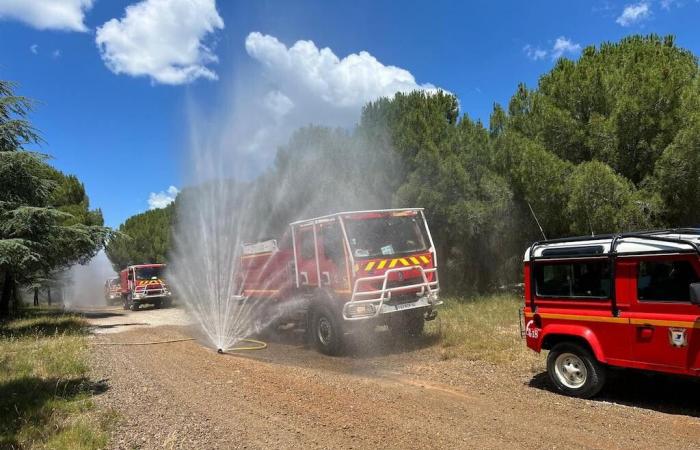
[347,303,376,318]
[133,292,144,299]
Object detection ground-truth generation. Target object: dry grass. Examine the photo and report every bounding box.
[0,308,114,449]
[427,294,543,372]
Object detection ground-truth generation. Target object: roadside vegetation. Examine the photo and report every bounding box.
[428,294,542,371]
[0,308,114,449]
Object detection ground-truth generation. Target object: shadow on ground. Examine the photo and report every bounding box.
[0,316,86,338]
[528,370,700,418]
[0,376,109,448]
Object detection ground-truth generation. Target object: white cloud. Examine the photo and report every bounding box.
[0,0,93,31]
[52,49,61,59]
[96,0,224,85]
[551,37,582,59]
[616,2,651,26]
[660,0,676,9]
[523,44,547,61]
[524,37,581,61]
[264,90,294,119]
[186,32,443,177]
[245,32,438,109]
[30,44,38,54]
[148,186,179,209]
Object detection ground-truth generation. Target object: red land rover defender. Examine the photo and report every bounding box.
[522,229,700,398]
[237,208,441,355]
[119,263,172,311]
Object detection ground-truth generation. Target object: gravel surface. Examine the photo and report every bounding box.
[84,306,700,449]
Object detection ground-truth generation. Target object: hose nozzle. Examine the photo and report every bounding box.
[217,348,224,354]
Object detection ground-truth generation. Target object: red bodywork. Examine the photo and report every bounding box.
[120,263,171,303]
[238,209,440,321]
[523,254,700,377]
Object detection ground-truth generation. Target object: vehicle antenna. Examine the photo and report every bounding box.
[527,201,547,241]
[588,216,595,237]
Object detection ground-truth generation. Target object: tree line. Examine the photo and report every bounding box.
[106,34,700,295]
[0,82,110,316]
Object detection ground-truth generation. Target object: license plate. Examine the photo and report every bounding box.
[395,301,418,311]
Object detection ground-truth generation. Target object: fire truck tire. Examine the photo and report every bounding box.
[547,342,606,399]
[388,311,425,338]
[311,304,344,356]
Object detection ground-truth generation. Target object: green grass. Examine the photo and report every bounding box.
[0,308,114,449]
[427,294,543,372]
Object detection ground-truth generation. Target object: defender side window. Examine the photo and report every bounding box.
[299,230,315,261]
[535,260,611,298]
[637,260,699,302]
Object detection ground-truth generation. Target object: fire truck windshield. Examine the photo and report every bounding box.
[345,215,428,258]
[135,267,163,280]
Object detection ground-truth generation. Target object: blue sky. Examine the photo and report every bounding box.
[0,0,698,228]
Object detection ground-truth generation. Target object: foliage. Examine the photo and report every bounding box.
[105,205,173,271]
[0,309,111,449]
[493,34,700,237]
[0,81,109,317]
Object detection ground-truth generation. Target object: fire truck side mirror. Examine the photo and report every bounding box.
[689,282,700,305]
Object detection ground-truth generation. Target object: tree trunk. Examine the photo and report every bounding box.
[0,271,13,318]
[47,287,52,306]
[11,279,19,314]
[34,287,39,306]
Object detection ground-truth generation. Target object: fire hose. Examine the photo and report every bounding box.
[91,337,268,352]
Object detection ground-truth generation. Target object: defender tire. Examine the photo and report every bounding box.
[547,342,606,399]
[389,311,425,338]
[311,304,344,356]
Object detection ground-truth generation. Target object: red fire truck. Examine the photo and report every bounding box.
[119,263,172,311]
[521,229,700,398]
[238,208,441,355]
[104,277,121,305]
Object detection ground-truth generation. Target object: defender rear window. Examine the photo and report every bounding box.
[637,260,699,302]
[535,260,611,298]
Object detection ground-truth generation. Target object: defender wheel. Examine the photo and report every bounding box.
[547,342,606,399]
[389,311,425,338]
[311,304,344,356]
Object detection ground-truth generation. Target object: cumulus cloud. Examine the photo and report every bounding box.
[551,37,582,59]
[148,186,179,209]
[0,0,93,32]
[186,32,442,177]
[245,32,438,109]
[524,37,581,61]
[96,0,224,85]
[616,2,651,26]
[523,44,547,61]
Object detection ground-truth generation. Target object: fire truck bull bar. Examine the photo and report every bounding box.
[342,265,441,321]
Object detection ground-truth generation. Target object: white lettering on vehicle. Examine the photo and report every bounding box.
[525,320,540,339]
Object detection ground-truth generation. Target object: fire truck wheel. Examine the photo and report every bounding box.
[547,342,606,399]
[388,311,425,338]
[311,304,344,356]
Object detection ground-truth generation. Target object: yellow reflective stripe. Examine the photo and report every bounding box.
[389,259,398,268]
[410,257,420,265]
[399,258,409,266]
[420,255,430,264]
[365,261,375,271]
[377,260,387,269]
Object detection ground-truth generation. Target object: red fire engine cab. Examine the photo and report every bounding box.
[238,208,441,355]
[522,229,700,398]
[119,263,172,311]
[104,277,121,305]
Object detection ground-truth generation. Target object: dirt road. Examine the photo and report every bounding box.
[84,306,699,449]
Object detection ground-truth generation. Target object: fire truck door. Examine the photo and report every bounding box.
[296,229,318,287]
[631,257,699,371]
[318,222,350,293]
